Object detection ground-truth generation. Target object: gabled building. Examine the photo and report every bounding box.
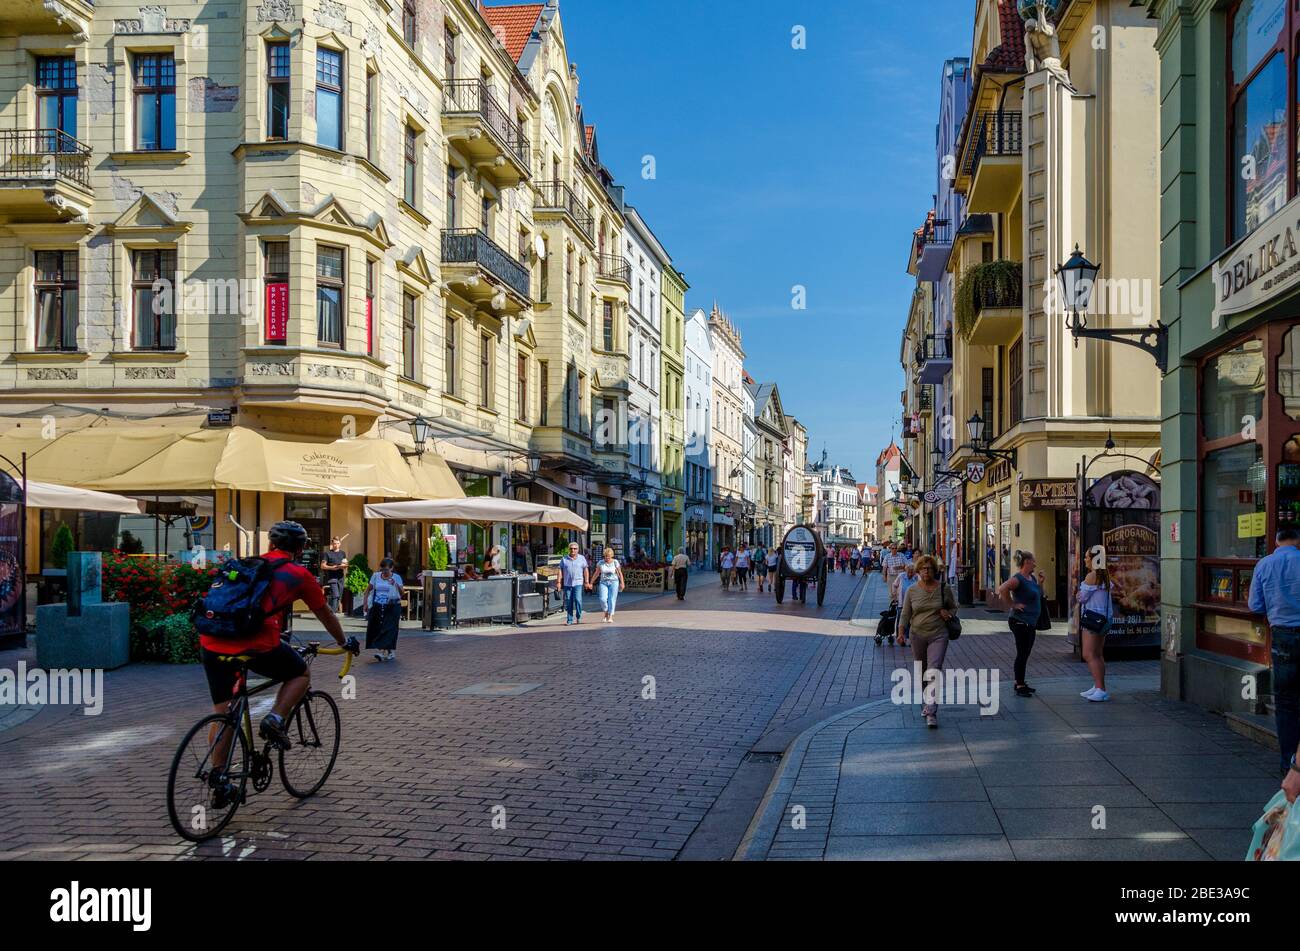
[749,380,791,548]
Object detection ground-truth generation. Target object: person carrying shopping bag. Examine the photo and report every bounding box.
[597,548,626,622]
[364,558,405,663]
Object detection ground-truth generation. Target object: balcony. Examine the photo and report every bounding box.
[5,0,92,35]
[917,219,953,281]
[962,111,1022,214]
[535,180,595,243]
[956,260,1023,345]
[914,333,953,385]
[0,130,92,223]
[916,385,934,416]
[596,253,631,286]
[442,80,531,188]
[440,228,531,312]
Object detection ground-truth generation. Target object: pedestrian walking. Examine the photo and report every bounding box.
[996,550,1047,698]
[720,547,736,590]
[766,546,781,598]
[882,542,906,585]
[753,543,768,593]
[736,543,752,590]
[364,558,404,662]
[839,547,849,573]
[320,536,349,613]
[672,548,690,600]
[1248,527,1300,785]
[596,548,625,623]
[850,545,861,576]
[900,554,959,729]
[893,560,919,647]
[555,541,591,625]
[1077,563,1115,702]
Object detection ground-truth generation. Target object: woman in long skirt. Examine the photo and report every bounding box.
[364,558,405,662]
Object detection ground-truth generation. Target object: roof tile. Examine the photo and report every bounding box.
[479,3,545,64]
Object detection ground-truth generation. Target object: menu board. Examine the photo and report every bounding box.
[1084,471,1161,646]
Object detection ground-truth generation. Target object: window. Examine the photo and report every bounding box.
[446,164,459,228]
[1203,442,1268,560]
[364,70,376,160]
[539,238,549,301]
[444,23,457,81]
[34,250,78,351]
[445,315,457,394]
[539,360,549,425]
[564,364,575,429]
[982,366,996,440]
[36,56,77,145]
[402,291,417,379]
[266,43,290,139]
[315,47,343,150]
[481,194,494,234]
[1008,338,1024,426]
[131,249,177,350]
[1202,338,1265,440]
[517,353,528,422]
[1228,0,1291,241]
[316,245,345,347]
[479,333,493,408]
[133,53,175,151]
[403,0,417,46]
[263,241,289,344]
[365,258,376,356]
[404,125,419,207]
[602,300,614,351]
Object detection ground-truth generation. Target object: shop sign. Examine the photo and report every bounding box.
[298,452,349,482]
[1237,511,1267,539]
[1213,192,1300,327]
[265,282,289,343]
[608,508,627,524]
[966,462,986,484]
[1019,479,1078,511]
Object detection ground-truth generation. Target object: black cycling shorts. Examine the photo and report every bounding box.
[200,643,307,705]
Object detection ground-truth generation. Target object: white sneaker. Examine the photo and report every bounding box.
[1081,687,1098,699]
[1087,690,1110,702]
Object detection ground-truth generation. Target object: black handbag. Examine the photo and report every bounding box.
[1080,588,1112,635]
[941,580,962,640]
[1036,604,1053,631]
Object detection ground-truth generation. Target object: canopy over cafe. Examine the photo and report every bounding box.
[0,413,463,598]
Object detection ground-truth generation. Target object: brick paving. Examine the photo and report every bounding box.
[0,568,1179,861]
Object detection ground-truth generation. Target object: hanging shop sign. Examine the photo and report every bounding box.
[265,282,289,343]
[1019,478,1079,511]
[966,462,986,484]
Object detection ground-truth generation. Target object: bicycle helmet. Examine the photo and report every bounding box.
[269,520,310,553]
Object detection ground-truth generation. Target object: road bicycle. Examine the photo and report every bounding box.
[166,639,357,843]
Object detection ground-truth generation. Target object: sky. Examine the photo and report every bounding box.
[552,0,975,482]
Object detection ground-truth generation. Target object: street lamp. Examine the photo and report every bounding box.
[931,446,964,483]
[964,412,1017,467]
[1055,244,1168,373]
[400,415,434,457]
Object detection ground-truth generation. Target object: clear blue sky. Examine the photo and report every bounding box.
[556,0,973,482]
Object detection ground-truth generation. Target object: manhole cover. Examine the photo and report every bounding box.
[452,682,542,697]
[558,768,618,782]
[743,752,783,764]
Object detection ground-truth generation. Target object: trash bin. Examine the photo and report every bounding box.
[423,571,456,630]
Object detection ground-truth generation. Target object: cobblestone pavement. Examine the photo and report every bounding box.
[0,569,1178,861]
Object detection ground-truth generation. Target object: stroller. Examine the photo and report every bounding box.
[875,603,899,646]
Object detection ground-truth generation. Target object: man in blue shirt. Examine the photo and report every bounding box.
[555,541,591,625]
[1249,527,1300,790]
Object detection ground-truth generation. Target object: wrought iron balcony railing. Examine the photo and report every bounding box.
[535,180,595,240]
[964,110,1022,177]
[597,253,630,284]
[442,79,530,171]
[440,228,530,300]
[0,129,91,188]
[915,333,952,367]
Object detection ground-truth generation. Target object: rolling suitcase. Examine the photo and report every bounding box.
[875,604,898,646]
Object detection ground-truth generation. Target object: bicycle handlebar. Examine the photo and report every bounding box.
[312,641,358,679]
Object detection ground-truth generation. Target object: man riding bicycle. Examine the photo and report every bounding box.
[199,521,355,759]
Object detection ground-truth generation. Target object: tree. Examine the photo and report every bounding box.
[427,526,450,571]
[50,522,75,569]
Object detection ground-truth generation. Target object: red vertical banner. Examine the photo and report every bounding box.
[265,282,289,344]
[365,297,373,355]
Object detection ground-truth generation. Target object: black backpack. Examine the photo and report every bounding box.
[193,557,294,642]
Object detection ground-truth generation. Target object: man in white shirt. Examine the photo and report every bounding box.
[720,548,736,589]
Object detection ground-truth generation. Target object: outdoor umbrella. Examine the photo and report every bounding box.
[24,481,148,515]
[363,497,588,531]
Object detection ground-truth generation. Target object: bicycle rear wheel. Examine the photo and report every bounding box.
[279,690,341,798]
[167,714,248,842]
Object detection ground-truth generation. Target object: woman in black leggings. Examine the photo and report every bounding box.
[996,550,1047,698]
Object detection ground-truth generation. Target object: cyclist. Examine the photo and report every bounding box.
[200,521,354,771]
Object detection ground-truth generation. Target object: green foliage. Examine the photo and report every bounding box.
[428,526,450,571]
[118,530,145,554]
[50,523,75,569]
[158,613,200,665]
[553,535,573,556]
[345,552,371,595]
[954,260,1023,340]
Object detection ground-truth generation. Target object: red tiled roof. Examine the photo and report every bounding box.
[479,3,544,64]
[983,0,1027,73]
[585,125,595,151]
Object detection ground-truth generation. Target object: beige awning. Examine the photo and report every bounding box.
[25,481,147,514]
[364,497,588,530]
[0,417,462,499]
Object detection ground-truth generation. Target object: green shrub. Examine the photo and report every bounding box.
[50,523,74,569]
[954,260,1023,340]
[428,526,450,571]
[158,613,200,665]
[345,552,371,595]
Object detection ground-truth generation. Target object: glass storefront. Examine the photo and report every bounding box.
[40,493,216,567]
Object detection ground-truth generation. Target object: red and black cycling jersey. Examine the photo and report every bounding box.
[198,549,326,655]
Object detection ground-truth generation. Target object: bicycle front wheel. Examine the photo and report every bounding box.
[279,690,341,798]
[167,714,248,843]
